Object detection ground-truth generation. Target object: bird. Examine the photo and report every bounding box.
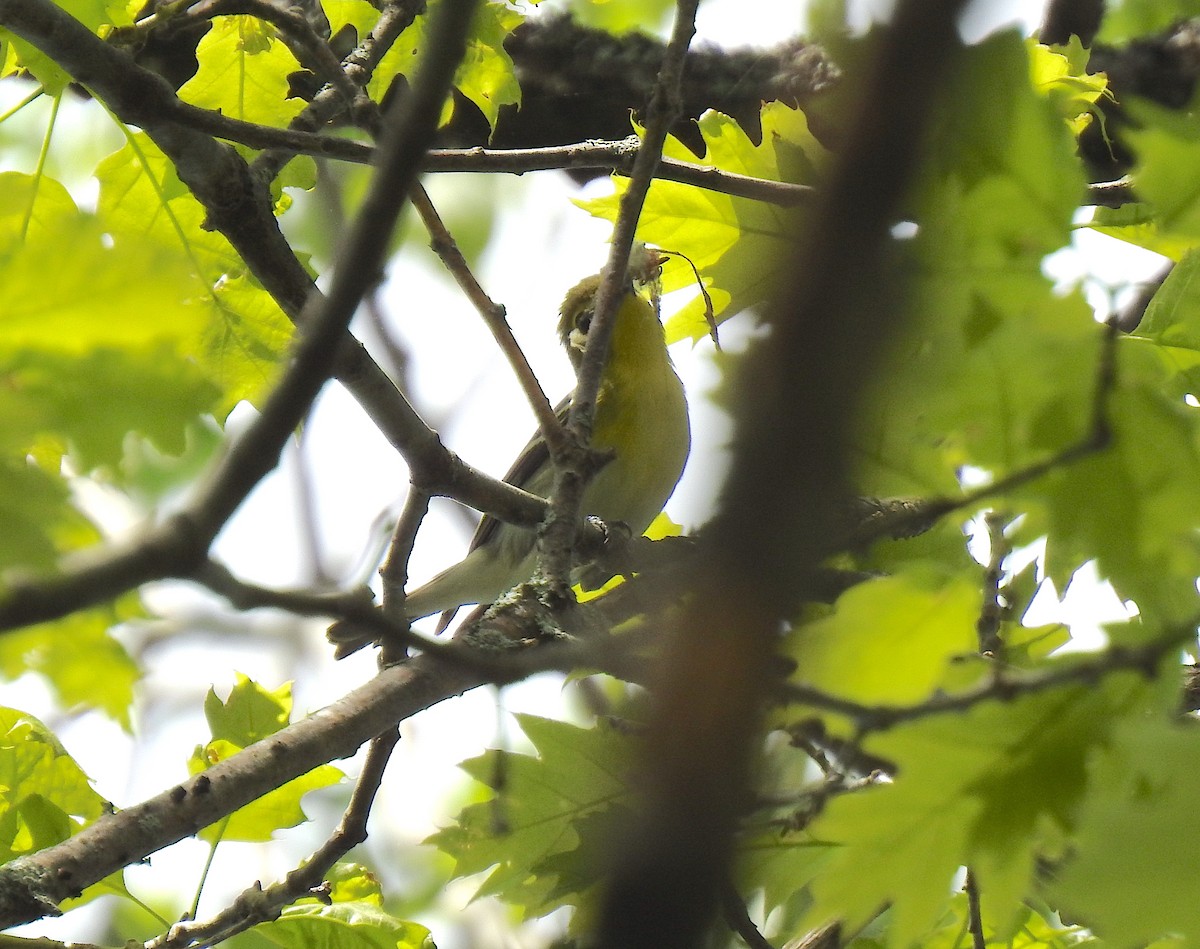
[329,266,690,657]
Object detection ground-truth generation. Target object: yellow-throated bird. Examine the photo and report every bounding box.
[330,269,690,656]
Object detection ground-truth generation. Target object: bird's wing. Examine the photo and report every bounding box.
[466,393,570,552]
[433,395,569,633]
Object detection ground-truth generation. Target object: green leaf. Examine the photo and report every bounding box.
[323,0,381,40]
[209,275,295,411]
[738,828,832,921]
[782,570,981,706]
[915,895,1085,949]
[260,901,433,949]
[567,0,674,34]
[0,708,108,833]
[0,210,208,355]
[1121,100,1200,245]
[799,671,1156,947]
[452,0,522,130]
[1121,247,1200,397]
[0,0,130,91]
[857,285,1099,495]
[0,707,128,905]
[1098,0,1200,42]
[578,102,822,343]
[95,134,292,408]
[1027,37,1108,136]
[4,347,219,474]
[189,676,343,842]
[177,17,306,128]
[95,132,245,280]
[1135,247,1200,348]
[920,32,1085,202]
[368,0,522,131]
[205,674,293,747]
[1013,344,1200,619]
[120,419,224,502]
[0,608,139,727]
[0,169,210,431]
[0,457,94,572]
[1051,712,1200,946]
[846,33,1090,495]
[1085,206,1197,262]
[428,714,633,917]
[320,862,385,906]
[0,170,79,258]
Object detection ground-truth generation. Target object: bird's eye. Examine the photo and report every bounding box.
[575,309,593,335]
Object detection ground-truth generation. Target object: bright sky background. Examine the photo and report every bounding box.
[3,0,1158,944]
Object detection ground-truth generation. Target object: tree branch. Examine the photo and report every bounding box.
[721,881,777,949]
[964,869,986,949]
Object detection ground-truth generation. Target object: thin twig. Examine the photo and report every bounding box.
[373,488,431,663]
[119,89,1133,215]
[721,880,777,949]
[975,511,1009,658]
[379,490,430,615]
[846,322,1120,547]
[780,634,1179,732]
[964,869,986,949]
[195,557,646,679]
[409,182,564,451]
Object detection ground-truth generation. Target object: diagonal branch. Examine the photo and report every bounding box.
[410,183,563,451]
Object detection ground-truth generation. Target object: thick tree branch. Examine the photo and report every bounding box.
[454,13,840,156]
